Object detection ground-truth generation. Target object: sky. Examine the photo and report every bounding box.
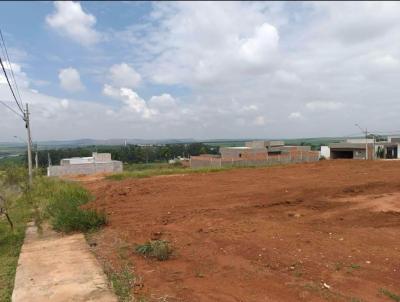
[1,1,400,141]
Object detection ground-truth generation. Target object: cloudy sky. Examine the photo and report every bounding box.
[1,1,400,141]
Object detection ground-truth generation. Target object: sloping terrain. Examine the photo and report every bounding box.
[85,160,400,301]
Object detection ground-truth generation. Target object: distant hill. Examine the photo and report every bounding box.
[0,136,351,150]
[0,138,197,148]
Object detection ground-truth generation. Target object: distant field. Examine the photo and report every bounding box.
[0,145,25,156]
[0,145,25,166]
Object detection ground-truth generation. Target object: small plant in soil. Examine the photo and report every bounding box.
[380,288,400,302]
[334,262,343,271]
[135,240,171,261]
[108,265,135,302]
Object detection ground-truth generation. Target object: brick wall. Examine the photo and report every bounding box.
[47,161,123,177]
[93,152,112,162]
[190,150,320,169]
[220,148,268,159]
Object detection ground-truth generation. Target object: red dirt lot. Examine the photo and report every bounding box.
[84,160,400,302]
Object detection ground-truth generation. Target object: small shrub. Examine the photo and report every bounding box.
[135,240,171,261]
[171,161,183,167]
[48,203,106,233]
[334,262,343,271]
[36,178,107,233]
[109,265,134,302]
[380,288,400,302]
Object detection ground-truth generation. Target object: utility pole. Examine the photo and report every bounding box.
[372,134,376,160]
[48,152,52,167]
[34,143,38,170]
[365,127,368,160]
[355,123,368,160]
[24,103,33,186]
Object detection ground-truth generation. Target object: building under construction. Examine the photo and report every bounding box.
[324,137,400,160]
[47,152,123,177]
[190,140,319,168]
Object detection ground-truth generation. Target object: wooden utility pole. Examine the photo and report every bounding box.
[34,143,38,170]
[24,103,33,186]
[355,123,368,160]
[35,151,38,170]
[365,127,368,160]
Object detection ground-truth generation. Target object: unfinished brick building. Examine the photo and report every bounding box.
[47,152,123,177]
[190,140,318,168]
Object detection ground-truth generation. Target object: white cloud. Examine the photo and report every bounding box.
[242,104,258,111]
[102,84,155,119]
[239,23,279,66]
[128,2,282,86]
[60,99,69,109]
[148,93,176,113]
[254,116,266,126]
[7,2,400,140]
[0,51,282,141]
[373,55,400,71]
[108,63,141,88]
[288,112,304,120]
[275,70,301,84]
[306,101,344,111]
[120,88,155,118]
[311,2,400,45]
[58,68,85,92]
[0,60,29,88]
[46,1,101,46]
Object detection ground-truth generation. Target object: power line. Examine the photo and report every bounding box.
[0,29,33,185]
[0,34,18,102]
[0,56,23,114]
[0,30,23,109]
[0,99,24,119]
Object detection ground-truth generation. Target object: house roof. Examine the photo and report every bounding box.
[221,147,251,150]
[329,143,367,149]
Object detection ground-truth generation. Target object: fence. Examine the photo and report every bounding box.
[190,150,320,169]
[47,161,123,177]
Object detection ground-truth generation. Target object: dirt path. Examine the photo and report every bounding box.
[12,223,117,302]
[85,160,400,301]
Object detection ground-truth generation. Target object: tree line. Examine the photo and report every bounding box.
[29,143,219,167]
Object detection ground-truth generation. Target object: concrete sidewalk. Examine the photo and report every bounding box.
[12,223,117,302]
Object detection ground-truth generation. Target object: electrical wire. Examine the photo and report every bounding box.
[0,56,23,114]
[0,30,23,109]
[0,99,24,119]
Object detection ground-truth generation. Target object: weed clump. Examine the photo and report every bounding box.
[108,265,135,302]
[35,178,106,233]
[135,240,171,261]
[380,288,400,302]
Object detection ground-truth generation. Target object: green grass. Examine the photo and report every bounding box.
[135,240,171,261]
[380,288,400,302]
[123,162,179,171]
[106,167,236,180]
[0,188,32,302]
[106,164,259,181]
[0,167,106,301]
[108,155,311,181]
[108,265,135,302]
[32,177,106,233]
[350,263,361,269]
[334,262,343,271]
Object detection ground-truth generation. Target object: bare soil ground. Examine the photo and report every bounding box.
[84,160,400,302]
